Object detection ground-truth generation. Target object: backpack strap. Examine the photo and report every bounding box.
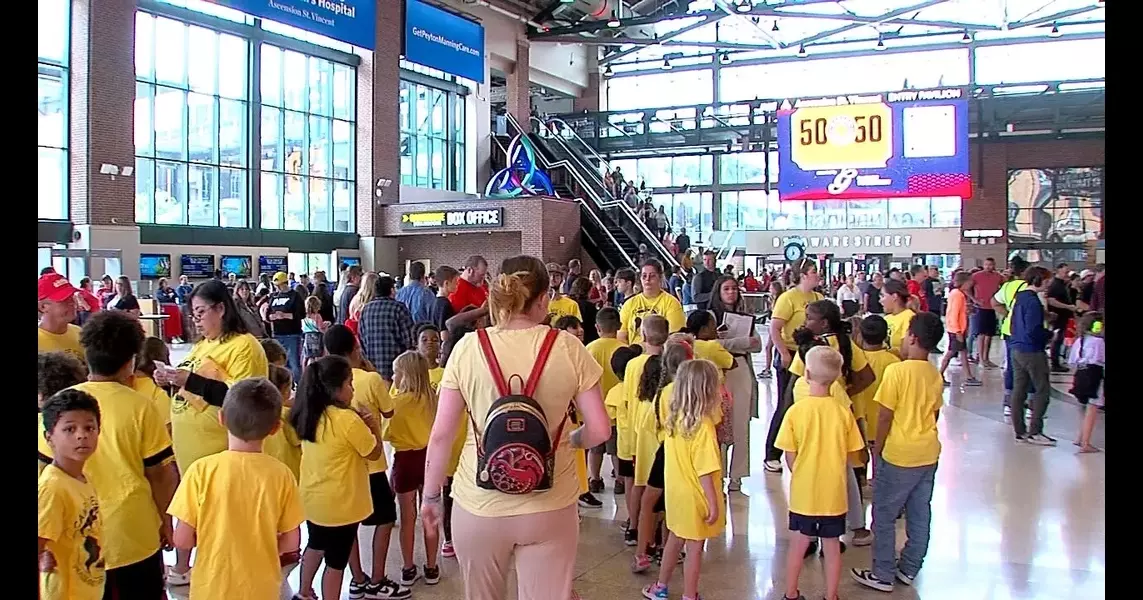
[523,328,560,397]
[476,328,511,398]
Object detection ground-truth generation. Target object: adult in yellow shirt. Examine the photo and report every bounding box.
[420,255,610,600]
[545,263,582,324]
[764,258,823,472]
[852,312,945,593]
[153,279,269,584]
[38,272,85,361]
[879,279,917,358]
[38,312,178,598]
[167,379,305,600]
[618,258,686,345]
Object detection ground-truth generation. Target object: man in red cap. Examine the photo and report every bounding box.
[38,272,84,360]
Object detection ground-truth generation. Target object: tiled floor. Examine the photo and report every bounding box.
[164,343,1105,600]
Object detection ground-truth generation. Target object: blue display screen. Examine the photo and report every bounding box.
[220,255,252,279]
[139,254,172,279]
[181,255,215,278]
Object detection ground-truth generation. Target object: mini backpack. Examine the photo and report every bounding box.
[468,328,570,495]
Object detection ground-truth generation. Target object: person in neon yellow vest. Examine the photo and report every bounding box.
[991,256,1033,417]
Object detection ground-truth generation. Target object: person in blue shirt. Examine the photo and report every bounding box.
[174,275,194,304]
[154,277,178,304]
[1008,266,1054,446]
[396,261,437,323]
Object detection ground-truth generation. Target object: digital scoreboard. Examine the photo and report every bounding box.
[776,88,971,201]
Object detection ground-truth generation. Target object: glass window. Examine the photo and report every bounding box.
[846,200,887,229]
[720,152,766,185]
[738,190,768,230]
[888,198,931,228]
[38,0,69,220]
[976,39,1104,85]
[135,12,251,227]
[806,200,847,230]
[606,70,714,111]
[720,192,739,230]
[930,197,961,228]
[767,192,806,230]
[398,79,467,193]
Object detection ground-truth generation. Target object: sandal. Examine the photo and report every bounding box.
[1078,445,1102,454]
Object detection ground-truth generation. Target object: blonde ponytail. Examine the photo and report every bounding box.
[489,271,533,325]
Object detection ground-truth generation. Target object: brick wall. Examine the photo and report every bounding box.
[356,0,404,236]
[506,39,532,133]
[572,72,600,113]
[961,136,1104,268]
[397,232,523,276]
[70,0,136,226]
[539,199,582,265]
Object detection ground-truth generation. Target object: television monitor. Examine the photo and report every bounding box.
[220,255,252,279]
[342,256,361,267]
[259,255,288,275]
[181,254,215,278]
[139,254,172,279]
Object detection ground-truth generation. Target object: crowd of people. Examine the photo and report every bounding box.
[36,246,1106,600]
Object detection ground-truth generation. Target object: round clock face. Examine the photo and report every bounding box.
[784,243,804,262]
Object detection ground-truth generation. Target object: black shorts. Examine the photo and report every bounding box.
[946,332,965,354]
[788,512,846,539]
[973,309,998,336]
[362,471,398,527]
[306,521,360,570]
[617,458,635,478]
[1072,364,1104,404]
[104,550,164,599]
[647,445,666,489]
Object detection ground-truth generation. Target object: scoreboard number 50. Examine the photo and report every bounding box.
[791,103,893,172]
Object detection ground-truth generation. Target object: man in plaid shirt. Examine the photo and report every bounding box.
[358,275,416,381]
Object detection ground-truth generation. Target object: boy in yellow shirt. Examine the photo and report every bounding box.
[851,312,945,593]
[168,378,305,599]
[39,389,105,600]
[776,346,865,600]
[608,344,643,542]
[850,316,901,494]
[585,307,626,495]
[546,263,582,323]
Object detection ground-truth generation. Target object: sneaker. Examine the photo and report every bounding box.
[642,583,669,599]
[1015,434,1028,443]
[166,567,191,586]
[1026,433,1058,446]
[1003,406,1012,417]
[399,566,420,587]
[624,527,639,546]
[763,459,783,473]
[589,478,605,494]
[803,538,819,559]
[850,568,894,592]
[964,378,983,387]
[441,541,456,558]
[423,564,440,585]
[851,530,874,547]
[631,553,653,573]
[349,579,370,599]
[781,595,805,600]
[614,478,626,495]
[727,478,742,492]
[578,492,603,508]
[366,578,412,600]
[895,568,916,586]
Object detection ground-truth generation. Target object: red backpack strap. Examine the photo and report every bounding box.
[476,328,511,398]
[523,328,560,397]
[549,402,573,459]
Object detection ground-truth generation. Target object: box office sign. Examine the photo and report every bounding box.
[401,208,505,230]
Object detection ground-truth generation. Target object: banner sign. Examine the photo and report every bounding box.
[776,88,970,201]
[404,0,485,83]
[401,208,504,230]
[211,0,376,49]
[259,255,288,274]
[180,254,215,278]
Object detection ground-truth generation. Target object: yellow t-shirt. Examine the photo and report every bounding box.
[38,465,104,600]
[298,406,378,526]
[429,366,468,478]
[850,349,901,440]
[771,289,824,350]
[38,324,85,361]
[263,407,302,481]
[440,325,602,517]
[624,354,664,486]
[132,375,171,427]
[606,385,632,458]
[693,339,734,372]
[585,337,626,400]
[38,381,173,569]
[619,292,686,345]
[547,296,582,323]
[793,378,851,410]
[883,309,917,358]
[351,368,396,472]
[172,333,269,473]
[775,395,865,516]
[875,360,944,468]
[167,451,304,599]
[788,335,868,393]
[663,418,725,541]
[384,388,435,452]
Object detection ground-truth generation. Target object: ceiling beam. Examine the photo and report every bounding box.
[787,0,949,46]
[1008,5,1102,29]
[713,0,783,49]
[531,0,566,24]
[772,11,1002,31]
[600,13,730,64]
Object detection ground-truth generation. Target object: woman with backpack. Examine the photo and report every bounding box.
[419,255,612,600]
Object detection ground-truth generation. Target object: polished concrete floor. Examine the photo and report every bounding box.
[163,343,1105,600]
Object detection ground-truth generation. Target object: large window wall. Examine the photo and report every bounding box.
[720,192,960,231]
[399,77,466,191]
[134,5,357,233]
[38,0,69,220]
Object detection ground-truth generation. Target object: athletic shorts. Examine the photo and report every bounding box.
[973,309,998,336]
[592,426,619,456]
[946,332,965,354]
[647,445,666,489]
[306,521,359,570]
[104,550,164,599]
[391,448,427,494]
[617,458,635,478]
[789,512,846,539]
[362,471,398,526]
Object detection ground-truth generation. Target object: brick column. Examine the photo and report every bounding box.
[506,39,531,133]
[960,141,1008,268]
[69,0,136,226]
[572,71,600,113]
[356,0,403,238]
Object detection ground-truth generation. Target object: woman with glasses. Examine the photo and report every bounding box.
[151,279,270,585]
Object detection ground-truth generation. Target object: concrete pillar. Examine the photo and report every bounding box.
[506,39,531,133]
[356,0,403,237]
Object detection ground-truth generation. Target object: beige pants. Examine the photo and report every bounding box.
[453,502,579,600]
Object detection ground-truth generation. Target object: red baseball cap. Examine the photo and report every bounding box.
[38,273,79,303]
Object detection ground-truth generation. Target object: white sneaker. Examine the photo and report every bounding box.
[166,567,191,586]
[1025,433,1058,447]
[763,459,783,473]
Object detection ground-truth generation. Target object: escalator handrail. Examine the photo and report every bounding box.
[579,204,636,270]
[528,116,681,270]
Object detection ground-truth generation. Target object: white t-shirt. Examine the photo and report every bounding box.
[837,285,860,303]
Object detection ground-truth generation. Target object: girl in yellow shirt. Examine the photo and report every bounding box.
[623,315,668,557]
[385,350,442,586]
[608,345,644,542]
[288,356,384,600]
[643,359,725,600]
[264,365,302,481]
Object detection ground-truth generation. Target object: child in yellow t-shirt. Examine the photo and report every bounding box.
[585,307,627,495]
[776,346,866,600]
[386,350,442,587]
[39,389,105,600]
[263,365,302,481]
[168,379,305,599]
[554,315,601,509]
[37,352,88,475]
[418,323,465,563]
[624,315,669,567]
[642,359,726,600]
[133,337,173,436]
[260,338,289,369]
[850,316,901,463]
[288,356,385,600]
[607,344,643,541]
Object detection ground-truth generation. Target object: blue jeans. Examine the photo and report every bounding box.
[1003,338,1035,405]
[871,459,937,582]
[275,333,302,383]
